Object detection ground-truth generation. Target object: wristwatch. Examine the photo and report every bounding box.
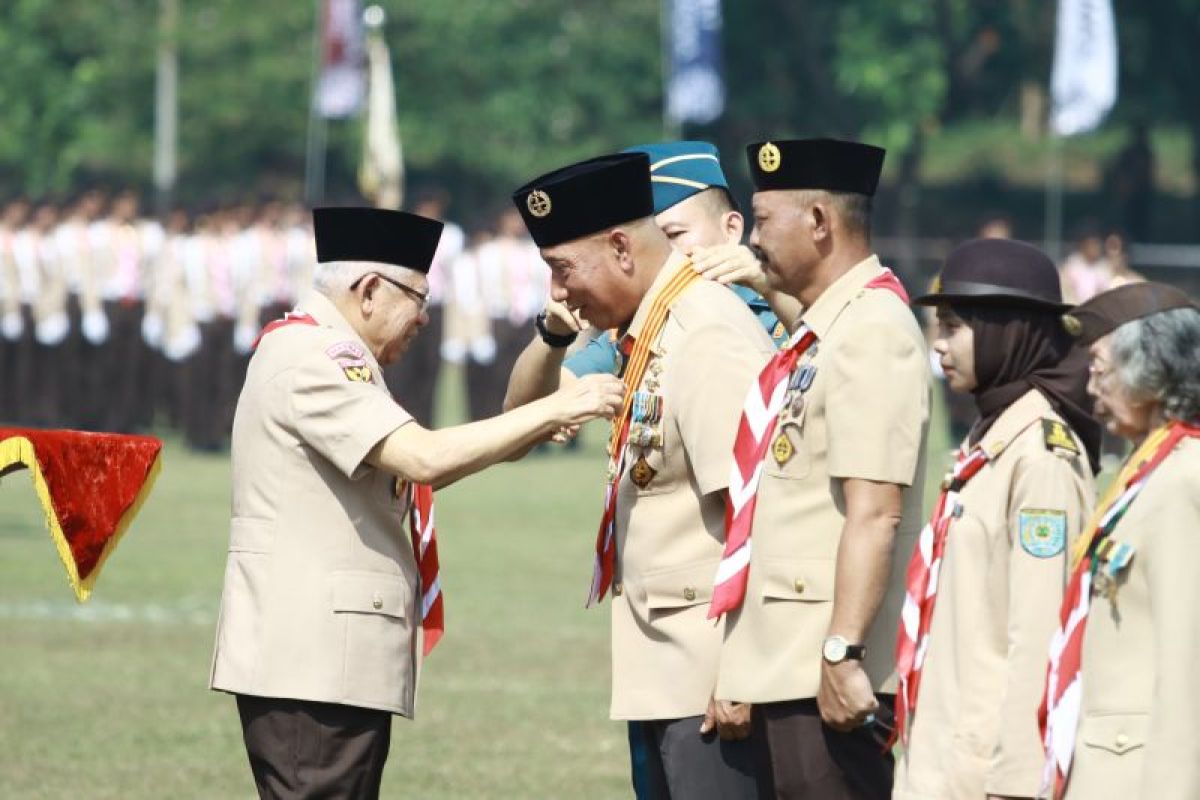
[535,310,578,348]
[822,635,866,664]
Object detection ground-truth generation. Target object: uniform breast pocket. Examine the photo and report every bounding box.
[330,571,415,705]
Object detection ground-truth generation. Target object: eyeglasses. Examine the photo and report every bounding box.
[350,271,430,312]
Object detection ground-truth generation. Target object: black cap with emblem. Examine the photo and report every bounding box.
[912,238,1068,312]
[745,138,886,195]
[312,207,444,273]
[512,152,655,248]
[1061,281,1200,345]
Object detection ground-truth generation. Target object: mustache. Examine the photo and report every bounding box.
[749,244,768,263]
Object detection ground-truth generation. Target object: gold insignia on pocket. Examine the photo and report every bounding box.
[1042,418,1079,455]
[630,455,656,488]
[758,142,781,173]
[526,189,552,218]
[772,429,794,466]
[1061,314,1083,337]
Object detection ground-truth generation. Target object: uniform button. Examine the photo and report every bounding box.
[613,583,624,597]
[1114,733,1129,749]
[683,586,696,602]
[794,578,806,594]
[372,595,383,610]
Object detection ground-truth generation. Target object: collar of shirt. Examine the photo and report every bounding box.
[972,387,1053,458]
[619,249,690,355]
[797,254,887,339]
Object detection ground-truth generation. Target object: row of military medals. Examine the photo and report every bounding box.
[627,359,664,489]
[772,351,818,467]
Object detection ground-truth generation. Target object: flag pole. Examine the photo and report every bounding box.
[152,0,179,219]
[660,0,681,140]
[304,0,327,205]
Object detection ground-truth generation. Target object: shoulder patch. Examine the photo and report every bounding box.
[1018,509,1067,558]
[1042,418,1079,456]
[326,341,372,383]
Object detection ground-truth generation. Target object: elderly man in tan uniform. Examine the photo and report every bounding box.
[893,239,1099,800]
[505,152,775,798]
[709,139,930,799]
[1041,283,1200,800]
[209,207,622,799]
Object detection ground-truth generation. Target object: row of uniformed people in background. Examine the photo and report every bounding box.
[0,188,551,446]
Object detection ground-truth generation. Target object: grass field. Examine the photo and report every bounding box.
[0,367,953,799]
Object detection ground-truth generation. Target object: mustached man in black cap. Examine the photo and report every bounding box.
[892,238,1098,800]
[504,153,775,799]
[210,207,622,799]
[707,139,930,800]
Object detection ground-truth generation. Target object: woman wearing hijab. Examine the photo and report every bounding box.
[892,238,1101,800]
[1041,283,1200,800]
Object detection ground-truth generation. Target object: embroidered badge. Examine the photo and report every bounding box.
[344,365,373,383]
[771,321,786,342]
[327,341,372,383]
[1018,509,1067,558]
[1042,419,1080,455]
[758,142,781,173]
[629,454,656,488]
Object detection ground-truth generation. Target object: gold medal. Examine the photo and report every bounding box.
[772,429,794,466]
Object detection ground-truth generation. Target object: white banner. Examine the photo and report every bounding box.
[358,7,403,208]
[1050,0,1117,136]
[316,0,365,119]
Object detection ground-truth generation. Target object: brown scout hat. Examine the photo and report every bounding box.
[912,238,1069,312]
[1062,282,1200,345]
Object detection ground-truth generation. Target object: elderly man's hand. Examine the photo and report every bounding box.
[543,299,584,336]
[551,373,623,426]
[689,244,770,295]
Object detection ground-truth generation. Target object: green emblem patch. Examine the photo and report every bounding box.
[1018,509,1067,558]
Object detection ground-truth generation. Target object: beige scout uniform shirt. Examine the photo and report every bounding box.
[611,252,776,720]
[1064,437,1200,800]
[716,256,930,704]
[210,290,421,716]
[893,389,1094,799]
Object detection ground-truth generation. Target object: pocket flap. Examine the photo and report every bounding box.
[760,557,835,601]
[331,572,409,619]
[642,561,717,610]
[229,518,274,553]
[1079,712,1148,755]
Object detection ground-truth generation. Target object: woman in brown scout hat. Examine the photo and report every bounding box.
[893,238,1101,800]
[1040,282,1200,800]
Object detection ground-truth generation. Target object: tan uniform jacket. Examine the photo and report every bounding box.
[893,389,1094,799]
[209,290,420,716]
[1064,437,1200,800]
[611,252,776,720]
[716,256,930,703]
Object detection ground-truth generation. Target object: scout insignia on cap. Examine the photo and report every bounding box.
[526,190,552,218]
[630,454,657,488]
[930,274,942,294]
[1018,509,1067,558]
[758,142,782,173]
[1061,313,1083,337]
[1042,419,1079,456]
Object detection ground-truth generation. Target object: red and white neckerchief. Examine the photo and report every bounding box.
[1039,421,1200,797]
[409,482,444,656]
[588,262,699,606]
[892,445,991,743]
[250,310,318,351]
[708,267,909,618]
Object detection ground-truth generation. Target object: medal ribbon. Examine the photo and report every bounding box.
[1039,421,1200,797]
[587,261,699,606]
[893,445,991,744]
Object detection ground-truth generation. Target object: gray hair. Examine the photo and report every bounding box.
[1110,307,1200,422]
[791,189,873,239]
[313,260,423,297]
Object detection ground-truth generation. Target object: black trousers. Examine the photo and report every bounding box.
[751,696,895,800]
[637,714,760,800]
[236,695,392,800]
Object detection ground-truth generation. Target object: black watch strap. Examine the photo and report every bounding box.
[535,311,578,348]
[845,644,867,661]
